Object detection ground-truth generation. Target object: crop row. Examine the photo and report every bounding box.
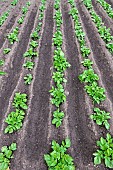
[83,0,113,53]
[0,2,31,77]
[0,0,18,27]
[69,0,113,168]
[97,0,113,19]
[0,0,46,169]
[44,0,75,169]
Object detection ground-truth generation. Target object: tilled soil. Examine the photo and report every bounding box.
[0,0,113,170]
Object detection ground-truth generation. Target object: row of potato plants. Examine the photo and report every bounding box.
[44,0,75,169]
[83,0,113,53]
[0,2,31,77]
[0,0,18,27]
[97,0,113,19]
[0,0,20,76]
[23,0,46,85]
[0,1,46,169]
[68,0,113,168]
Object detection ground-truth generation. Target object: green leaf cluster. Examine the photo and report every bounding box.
[0,11,9,26]
[52,109,64,128]
[23,60,34,70]
[7,27,19,44]
[83,0,113,54]
[97,0,113,19]
[49,84,66,107]
[79,69,99,83]
[5,93,28,133]
[0,143,17,170]
[44,139,75,170]
[90,108,110,130]
[11,0,18,6]
[81,59,93,68]
[93,134,113,168]
[85,82,106,104]
[24,74,33,85]
[3,48,11,54]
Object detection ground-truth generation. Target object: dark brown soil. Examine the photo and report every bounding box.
[0,0,113,170]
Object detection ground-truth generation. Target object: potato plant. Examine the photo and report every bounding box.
[44,139,75,170]
[93,134,113,168]
[0,143,17,170]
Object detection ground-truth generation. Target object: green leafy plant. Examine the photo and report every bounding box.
[54,48,71,73]
[23,47,38,58]
[30,40,38,48]
[53,31,63,47]
[79,69,99,83]
[11,0,18,6]
[44,138,75,170]
[85,82,106,104]
[52,72,67,85]
[52,109,64,128]
[0,71,6,75]
[22,7,28,14]
[106,43,113,53]
[93,133,113,168]
[7,27,19,44]
[0,60,4,66]
[26,1,31,6]
[5,109,25,133]
[31,31,40,40]
[23,61,34,70]
[18,16,24,24]
[81,59,93,68]
[0,143,17,170]
[24,74,33,85]
[0,11,9,26]
[90,108,111,130]
[49,84,66,107]
[13,92,28,110]
[81,46,91,57]
[3,48,11,54]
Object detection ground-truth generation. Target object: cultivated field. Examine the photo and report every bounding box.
[0,0,113,169]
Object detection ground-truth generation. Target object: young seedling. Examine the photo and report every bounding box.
[13,92,28,110]
[85,82,106,104]
[11,0,18,6]
[93,133,113,168]
[7,27,19,44]
[44,138,75,170]
[79,69,99,84]
[0,11,9,26]
[5,109,25,133]
[49,84,66,107]
[31,31,40,40]
[18,16,24,24]
[23,61,34,70]
[22,7,28,14]
[81,59,93,68]
[0,71,6,75]
[0,60,4,66]
[23,47,38,58]
[3,48,11,54]
[90,108,111,130]
[30,40,38,48]
[0,143,17,170]
[52,71,67,85]
[52,109,64,128]
[26,1,31,6]
[24,74,33,85]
